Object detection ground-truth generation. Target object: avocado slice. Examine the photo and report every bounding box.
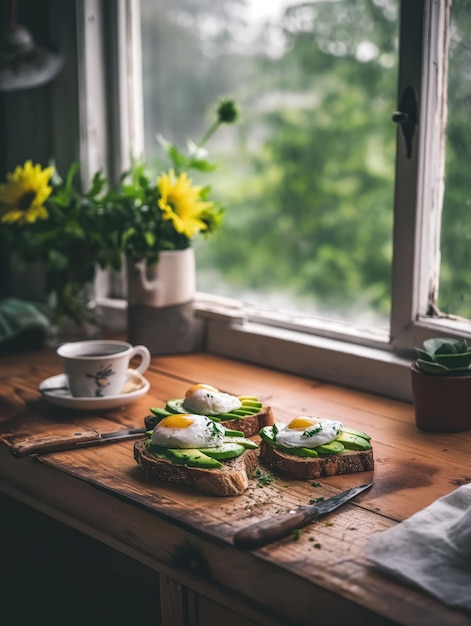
[336,432,371,450]
[340,426,371,441]
[198,442,246,459]
[223,409,254,416]
[223,428,244,437]
[165,448,223,468]
[259,425,275,444]
[239,398,263,410]
[223,436,259,449]
[276,445,319,458]
[165,399,189,414]
[315,440,345,455]
[147,443,167,457]
[150,407,173,419]
[216,412,244,420]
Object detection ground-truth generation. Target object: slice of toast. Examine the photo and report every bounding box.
[134,439,258,496]
[144,405,275,438]
[258,440,374,480]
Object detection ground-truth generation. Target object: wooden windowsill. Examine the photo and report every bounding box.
[96,295,415,401]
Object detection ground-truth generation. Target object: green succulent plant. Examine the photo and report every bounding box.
[415,337,471,375]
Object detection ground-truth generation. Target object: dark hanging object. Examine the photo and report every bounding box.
[392,85,418,159]
[0,0,64,92]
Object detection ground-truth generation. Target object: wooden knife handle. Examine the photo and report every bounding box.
[233,510,310,549]
[10,430,101,458]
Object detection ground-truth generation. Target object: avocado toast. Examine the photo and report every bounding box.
[258,418,374,479]
[134,413,259,496]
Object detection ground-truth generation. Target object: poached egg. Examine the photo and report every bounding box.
[151,413,225,449]
[183,383,242,416]
[274,416,343,449]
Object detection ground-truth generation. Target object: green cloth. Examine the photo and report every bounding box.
[0,298,50,353]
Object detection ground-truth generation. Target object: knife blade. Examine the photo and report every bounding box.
[10,427,147,458]
[233,482,373,549]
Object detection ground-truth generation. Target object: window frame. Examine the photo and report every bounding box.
[86,0,470,402]
[390,0,460,352]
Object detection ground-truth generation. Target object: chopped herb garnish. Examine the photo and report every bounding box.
[301,425,322,439]
[309,497,325,504]
[250,468,273,486]
[293,529,302,541]
[206,420,224,439]
[314,543,322,549]
[325,522,334,527]
[311,481,322,487]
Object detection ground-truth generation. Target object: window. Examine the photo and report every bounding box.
[139,0,398,334]
[91,0,469,401]
[141,0,398,329]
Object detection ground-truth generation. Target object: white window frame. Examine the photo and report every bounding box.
[81,0,470,402]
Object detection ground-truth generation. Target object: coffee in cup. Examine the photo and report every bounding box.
[57,340,151,398]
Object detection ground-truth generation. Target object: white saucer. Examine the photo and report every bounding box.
[38,369,150,410]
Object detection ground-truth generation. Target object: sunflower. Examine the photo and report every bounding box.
[0,160,54,224]
[157,169,214,239]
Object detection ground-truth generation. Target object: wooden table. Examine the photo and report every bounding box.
[1,346,470,626]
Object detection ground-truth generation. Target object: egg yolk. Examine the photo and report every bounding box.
[287,416,320,430]
[159,414,194,429]
[185,383,219,398]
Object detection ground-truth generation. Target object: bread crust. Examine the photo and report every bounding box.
[144,405,274,438]
[258,440,374,479]
[219,405,274,437]
[134,439,258,496]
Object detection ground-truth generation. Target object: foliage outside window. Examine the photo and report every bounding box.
[140,0,398,330]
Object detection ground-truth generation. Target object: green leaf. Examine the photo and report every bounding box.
[198,185,212,200]
[187,158,218,172]
[157,135,188,168]
[167,145,188,168]
[415,348,434,362]
[416,359,451,374]
[87,170,107,198]
[144,231,156,247]
[423,337,462,356]
[433,352,471,370]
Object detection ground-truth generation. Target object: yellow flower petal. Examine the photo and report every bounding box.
[157,169,213,239]
[0,160,53,225]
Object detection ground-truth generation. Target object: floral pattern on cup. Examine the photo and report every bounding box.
[86,364,116,397]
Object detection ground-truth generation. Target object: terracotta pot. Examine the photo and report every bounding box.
[410,363,471,432]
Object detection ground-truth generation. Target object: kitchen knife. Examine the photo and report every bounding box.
[10,427,147,458]
[233,482,373,549]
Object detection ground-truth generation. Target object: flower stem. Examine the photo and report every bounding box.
[198,120,221,148]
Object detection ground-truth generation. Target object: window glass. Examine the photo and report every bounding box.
[438,2,471,319]
[140,0,399,329]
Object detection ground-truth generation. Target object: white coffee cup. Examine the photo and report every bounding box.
[57,340,151,398]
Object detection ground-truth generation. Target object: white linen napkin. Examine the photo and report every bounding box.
[365,483,471,612]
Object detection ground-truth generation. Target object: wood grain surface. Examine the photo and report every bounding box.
[1,346,470,626]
